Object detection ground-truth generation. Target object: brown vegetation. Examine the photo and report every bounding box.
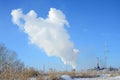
[0,44,41,80]
[1,44,120,80]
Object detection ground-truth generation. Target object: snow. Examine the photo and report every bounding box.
[61,75,72,80]
[61,75,120,80]
[28,77,37,80]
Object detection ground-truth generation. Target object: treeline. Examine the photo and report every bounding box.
[0,44,41,80]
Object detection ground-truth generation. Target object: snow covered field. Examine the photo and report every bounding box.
[61,75,120,80]
[27,74,120,80]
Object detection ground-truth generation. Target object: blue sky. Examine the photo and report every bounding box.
[0,0,120,71]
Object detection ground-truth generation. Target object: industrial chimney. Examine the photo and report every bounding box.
[96,57,100,70]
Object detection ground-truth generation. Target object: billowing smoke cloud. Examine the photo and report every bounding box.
[11,8,79,68]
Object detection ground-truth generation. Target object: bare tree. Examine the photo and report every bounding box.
[0,44,25,79]
[0,44,43,80]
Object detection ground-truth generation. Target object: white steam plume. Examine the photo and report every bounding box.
[11,8,79,68]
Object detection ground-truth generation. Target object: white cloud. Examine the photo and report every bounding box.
[11,9,24,29]
[11,8,79,68]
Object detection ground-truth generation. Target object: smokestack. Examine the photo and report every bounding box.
[43,64,45,72]
[72,68,75,72]
[96,57,100,70]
